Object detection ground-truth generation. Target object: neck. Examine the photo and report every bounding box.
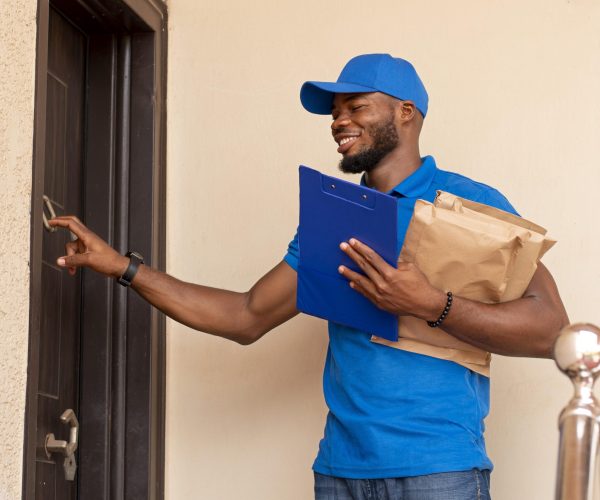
[363,145,422,192]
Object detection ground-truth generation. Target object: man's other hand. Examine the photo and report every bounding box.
[338,238,445,322]
[48,216,129,278]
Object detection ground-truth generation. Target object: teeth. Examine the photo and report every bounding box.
[339,137,357,146]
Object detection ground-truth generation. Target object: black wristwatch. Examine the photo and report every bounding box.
[117,251,144,287]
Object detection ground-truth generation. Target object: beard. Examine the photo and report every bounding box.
[338,116,399,174]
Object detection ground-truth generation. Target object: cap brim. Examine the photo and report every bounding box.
[300,81,377,115]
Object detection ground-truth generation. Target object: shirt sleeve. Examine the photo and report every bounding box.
[283,230,299,271]
[475,187,520,216]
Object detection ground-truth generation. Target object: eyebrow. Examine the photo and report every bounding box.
[331,94,368,112]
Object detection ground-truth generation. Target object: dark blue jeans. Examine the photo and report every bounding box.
[314,469,491,500]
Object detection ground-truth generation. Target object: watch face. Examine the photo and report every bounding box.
[118,251,144,287]
[127,251,144,261]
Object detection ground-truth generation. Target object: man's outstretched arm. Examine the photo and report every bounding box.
[48,216,299,345]
[338,238,569,358]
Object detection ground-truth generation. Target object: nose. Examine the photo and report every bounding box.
[331,112,351,132]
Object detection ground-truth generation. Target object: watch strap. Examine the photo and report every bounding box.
[117,251,144,287]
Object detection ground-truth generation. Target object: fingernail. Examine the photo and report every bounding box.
[349,238,357,246]
[338,266,344,273]
[57,258,65,266]
[340,242,348,250]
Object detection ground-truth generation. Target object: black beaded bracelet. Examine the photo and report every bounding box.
[427,291,453,328]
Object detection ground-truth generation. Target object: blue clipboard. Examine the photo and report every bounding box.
[297,165,400,341]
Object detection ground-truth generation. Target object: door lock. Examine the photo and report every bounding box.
[45,409,79,481]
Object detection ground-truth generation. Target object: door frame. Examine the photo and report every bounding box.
[24,1,167,498]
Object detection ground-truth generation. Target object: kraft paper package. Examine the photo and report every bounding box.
[371,191,556,376]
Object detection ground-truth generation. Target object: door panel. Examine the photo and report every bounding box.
[35,8,85,500]
[35,462,56,500]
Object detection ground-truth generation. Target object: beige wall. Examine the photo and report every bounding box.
[166,1,600,499]
[0,0,38,499]
[2,0,599,499]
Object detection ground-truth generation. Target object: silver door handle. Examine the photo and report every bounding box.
[42,195,57,232]
[45,409,79,481]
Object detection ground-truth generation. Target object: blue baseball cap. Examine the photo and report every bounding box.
[300,53,429,117]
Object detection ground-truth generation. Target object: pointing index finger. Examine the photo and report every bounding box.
[48,216,88,241]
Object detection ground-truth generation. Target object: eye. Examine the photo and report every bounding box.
[351,104,365,112]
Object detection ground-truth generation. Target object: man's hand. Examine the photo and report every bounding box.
[48,216,129,278]
[338,237,568,357]
[338,238,445,322]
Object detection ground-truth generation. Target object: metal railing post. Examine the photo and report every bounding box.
[554,323,600,500]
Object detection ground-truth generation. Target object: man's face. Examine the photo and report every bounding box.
[331,92,399,174]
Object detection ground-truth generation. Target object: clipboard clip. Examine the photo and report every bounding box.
[321,176,376,209]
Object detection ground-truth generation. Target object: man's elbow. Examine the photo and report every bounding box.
[538,308,570,358]
[233,332,258,346]
[231,325,269,346]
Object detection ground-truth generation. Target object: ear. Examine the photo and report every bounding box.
[398,100,417,121]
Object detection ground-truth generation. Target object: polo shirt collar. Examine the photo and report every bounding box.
[360,155,438,198]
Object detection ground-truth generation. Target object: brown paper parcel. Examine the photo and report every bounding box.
[371,191,556,377]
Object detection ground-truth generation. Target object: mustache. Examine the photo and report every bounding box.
[332,126,359,135]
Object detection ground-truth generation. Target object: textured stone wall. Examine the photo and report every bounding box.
[0,0,38,498]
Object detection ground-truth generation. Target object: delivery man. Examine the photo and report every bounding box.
[49,54,568,499]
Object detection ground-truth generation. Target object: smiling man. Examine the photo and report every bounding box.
[49,54,568,500]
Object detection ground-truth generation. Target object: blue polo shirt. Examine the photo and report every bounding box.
[284,156,517,479]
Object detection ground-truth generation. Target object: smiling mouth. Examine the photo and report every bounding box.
[337,135,360,154]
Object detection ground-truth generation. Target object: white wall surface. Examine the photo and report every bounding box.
[165,1,600,499]
[0,0,38,499]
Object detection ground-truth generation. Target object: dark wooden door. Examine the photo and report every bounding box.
[35,8,85,500]
[26,2,167,499]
